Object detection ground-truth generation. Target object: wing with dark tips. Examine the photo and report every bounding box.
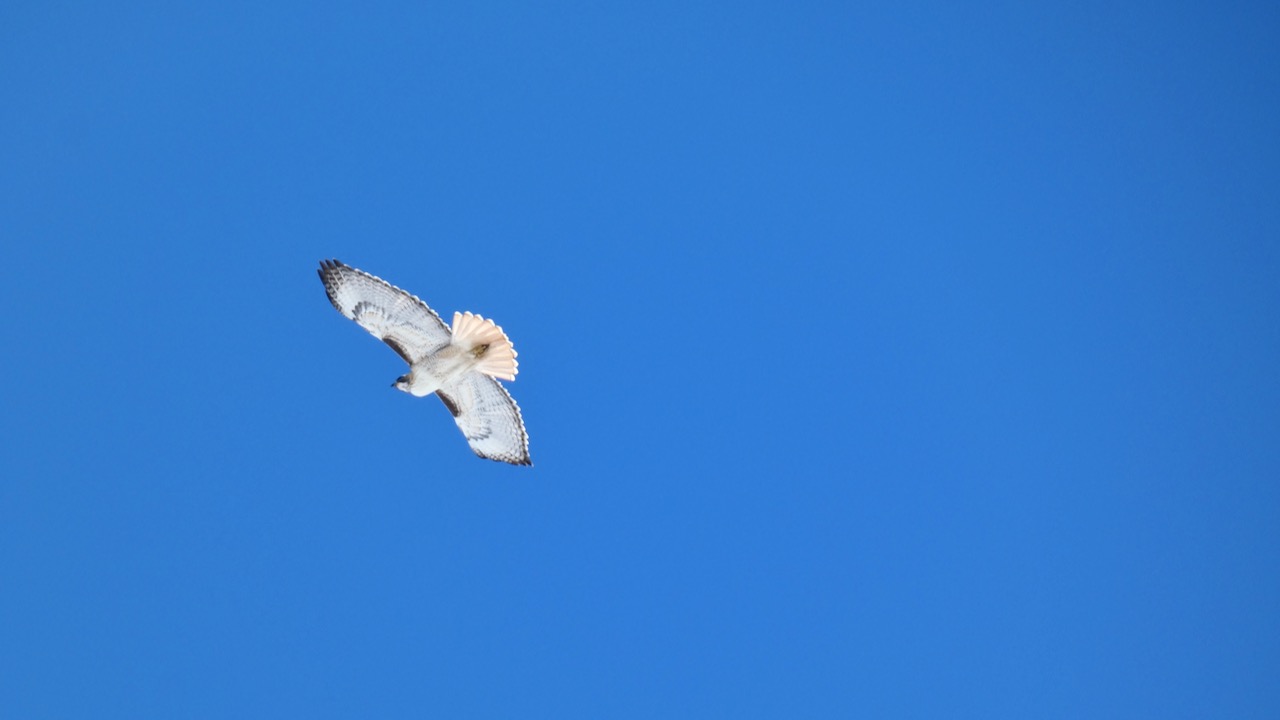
[436,373,532,466]
[317,259,452,364]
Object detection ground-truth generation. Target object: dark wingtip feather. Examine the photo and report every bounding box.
[317,260,347,312]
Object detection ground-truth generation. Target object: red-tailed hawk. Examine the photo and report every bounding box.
[318,259,531,466]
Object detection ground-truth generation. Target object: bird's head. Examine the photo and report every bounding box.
[392,373,411,393]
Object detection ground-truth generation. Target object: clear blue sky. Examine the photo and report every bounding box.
[2,2,1278,717]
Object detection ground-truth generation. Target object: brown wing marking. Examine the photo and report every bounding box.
[436,390,462,418]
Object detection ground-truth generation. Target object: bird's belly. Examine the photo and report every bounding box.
[408,352,474,397]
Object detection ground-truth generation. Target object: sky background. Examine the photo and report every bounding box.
[2,1,1278,717]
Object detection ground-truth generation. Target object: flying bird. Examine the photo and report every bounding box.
[317,259,531,466]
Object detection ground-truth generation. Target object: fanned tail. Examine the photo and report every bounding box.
[451,311,519,381]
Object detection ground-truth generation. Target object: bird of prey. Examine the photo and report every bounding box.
[317,259,531,466]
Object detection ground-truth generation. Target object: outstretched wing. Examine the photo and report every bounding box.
[318,259,452,364]
[436,372,532,466]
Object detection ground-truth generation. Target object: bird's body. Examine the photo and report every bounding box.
[317,259,531,466]
[399,344,474,397]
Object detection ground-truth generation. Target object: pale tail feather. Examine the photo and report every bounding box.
[451,311,519,381]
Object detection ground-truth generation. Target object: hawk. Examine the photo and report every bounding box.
[317,259,531,466]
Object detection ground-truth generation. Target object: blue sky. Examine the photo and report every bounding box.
[2,1,1278,717]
